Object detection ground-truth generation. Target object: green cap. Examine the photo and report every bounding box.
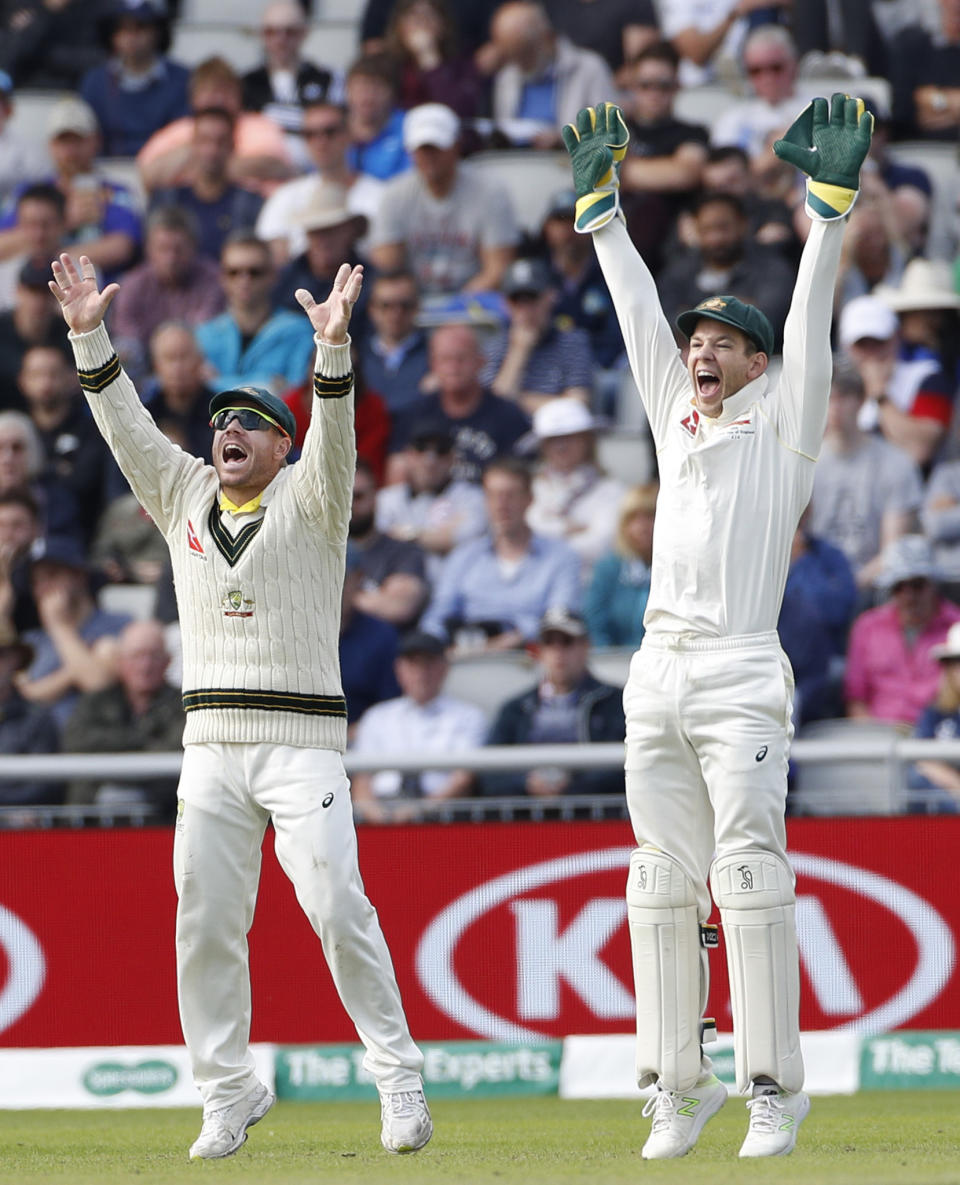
[676,295,774,357]
[209,385,297,443]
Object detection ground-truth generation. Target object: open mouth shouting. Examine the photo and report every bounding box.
[219,439,249,468]
[695,365,722,402]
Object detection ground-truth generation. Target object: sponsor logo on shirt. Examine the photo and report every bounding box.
[187,520,206,559]
[222,589,255,618]
[723,413,756,439]
[680,408,700,437]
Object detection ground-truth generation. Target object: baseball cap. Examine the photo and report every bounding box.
[502,257,553,299]
[545,189,577,220]
[877,534,938,590]
[297,182,367,234]
[409,417,454,450]
[46,97,99,139]
[931,621,960,662]
[532,397,600,440]
[838,294,898,349]
[538,607,587,640]
[18,259,52,290]
[676,295,774,357]
[397,630,446,657]
[29,535,88,572]
[209,385,298,443]
[403,103,460,152]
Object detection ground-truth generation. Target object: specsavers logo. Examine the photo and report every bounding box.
[83,1060,178,1096]
[0,904,45,1034]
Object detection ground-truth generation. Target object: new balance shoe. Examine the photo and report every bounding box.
[739,1086,810,1157]
[379,1088,433,1154]
[188,1081,275,1160]
[641,1074,727,1159]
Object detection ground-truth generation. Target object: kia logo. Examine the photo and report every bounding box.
[415,848,955,1041]
[0,904,46,1033]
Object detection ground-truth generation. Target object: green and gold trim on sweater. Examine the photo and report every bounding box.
[313,372,353,400]
[77,354,122,393]
[183,689,348,717]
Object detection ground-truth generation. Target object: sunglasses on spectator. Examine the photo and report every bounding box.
[891,577,929,594]
[747,61,788,76]
[211,407,287,436]
[412,439,452,455]
[304,125,345,139]
[223,265,269,278]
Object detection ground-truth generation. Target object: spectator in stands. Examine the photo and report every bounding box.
[108,205,225,380]
[479,606,625,796]
[889,0,960,142]
[90,491,167,587]
[540,0,659,78]
[79,0,190,158]
[617,41,710,276]
[344,53,410,181]
[0,262,70,404]
[256,100,384,267]
[384,0,487,121]
[908,621,960,813]
[845,534,960,727]
[18,345,119,545]
[0,622,61,807]
[791,0,888,78]
[535,189,623,370]
[0,0,111,92]
[350,628,487,820]
[273,183,370,324]
[0,487,43,634]
[376,416,488,582]
[369,102,519,298]
[62,618,183,816]
[838,293,954,474]
[149,108,264,261]
[482,257,594,414]
[0,72,53,209]
[139,321,214,462]
[876,257,960,395]
[584,483,655,648]
[811,356,923,596]
[777,579,835,729]
[339,547,402,725]
[421,456,581,650]
[137,55,294,196]
[349,459,430,629]
[687,145,799,259]
[786,508,858,660]
[0,184,67,314]
[360,269,429,414]
[241,0,344,154]
[0,412,82,549]
[390,324,531,483]
[710,25,810,160]
[19,535,131,731]
[486,1,615,148]
[361,0,498,63]
[657,191,795,352]
[834,179,907,307]
[526,397,624,574]
[656,0,788,88]
[194,233,315,394]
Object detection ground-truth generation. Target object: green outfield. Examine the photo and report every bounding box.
[1,1094,959,1185]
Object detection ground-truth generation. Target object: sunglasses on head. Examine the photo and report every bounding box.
[211,407,288,436]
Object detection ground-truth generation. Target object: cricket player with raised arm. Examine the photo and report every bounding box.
[562,95,872,1158]
[49,253,432,1160]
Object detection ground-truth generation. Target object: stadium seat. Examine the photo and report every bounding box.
[885,140,959,263]
[596,430,655,487]
[6,89,69,149]
[442,650,538,720]
[468,151,574,234]
[672,85,742,133]
[98,583,157,621]
[302,22,360,66]
[791,718,909,816]
[179,0,266,23]
[588,646,633,689]
[170,25,261,71]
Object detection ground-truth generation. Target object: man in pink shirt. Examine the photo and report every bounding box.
[845,534,960,724]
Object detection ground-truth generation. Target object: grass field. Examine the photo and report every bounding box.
[2,1095,960,1185]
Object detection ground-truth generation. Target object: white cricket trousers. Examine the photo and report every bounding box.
[623,631,802,1093]
[173,742,424,1109]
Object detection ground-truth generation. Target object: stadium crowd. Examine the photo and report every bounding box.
[0,0,959,819]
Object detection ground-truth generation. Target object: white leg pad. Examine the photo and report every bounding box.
[710,850,803,1094]
[626,847,707,1091]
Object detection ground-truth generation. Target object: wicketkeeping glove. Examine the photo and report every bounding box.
[560,102,630,234]
[773,92,873,222]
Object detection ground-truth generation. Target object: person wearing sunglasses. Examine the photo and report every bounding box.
[50,251,432,1160]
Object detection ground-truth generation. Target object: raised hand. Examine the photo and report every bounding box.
[560,102,630,234]
[773,93,873,220]
[295,263,364,345]
[48,254,120,334]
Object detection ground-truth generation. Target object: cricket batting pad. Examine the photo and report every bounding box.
[626,847,709,1091]
[710,850,804,1094]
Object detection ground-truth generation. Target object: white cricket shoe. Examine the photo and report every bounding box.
[188,1081,275,1160]
[739,1086,810,1157]
[641,1074,727,1159]
[379,1088,433,1154]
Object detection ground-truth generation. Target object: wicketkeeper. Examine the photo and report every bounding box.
[561,95,872,1158]
[49,254,432,1161]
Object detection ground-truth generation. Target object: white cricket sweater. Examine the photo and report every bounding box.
[71,321,355,751]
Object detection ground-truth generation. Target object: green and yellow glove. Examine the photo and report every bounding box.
[560,102,630,234]
[773,92,873,221]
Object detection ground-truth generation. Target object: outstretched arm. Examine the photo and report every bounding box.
[291,264,363,535]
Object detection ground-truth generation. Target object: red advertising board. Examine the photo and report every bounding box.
[1,818,958,1047]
